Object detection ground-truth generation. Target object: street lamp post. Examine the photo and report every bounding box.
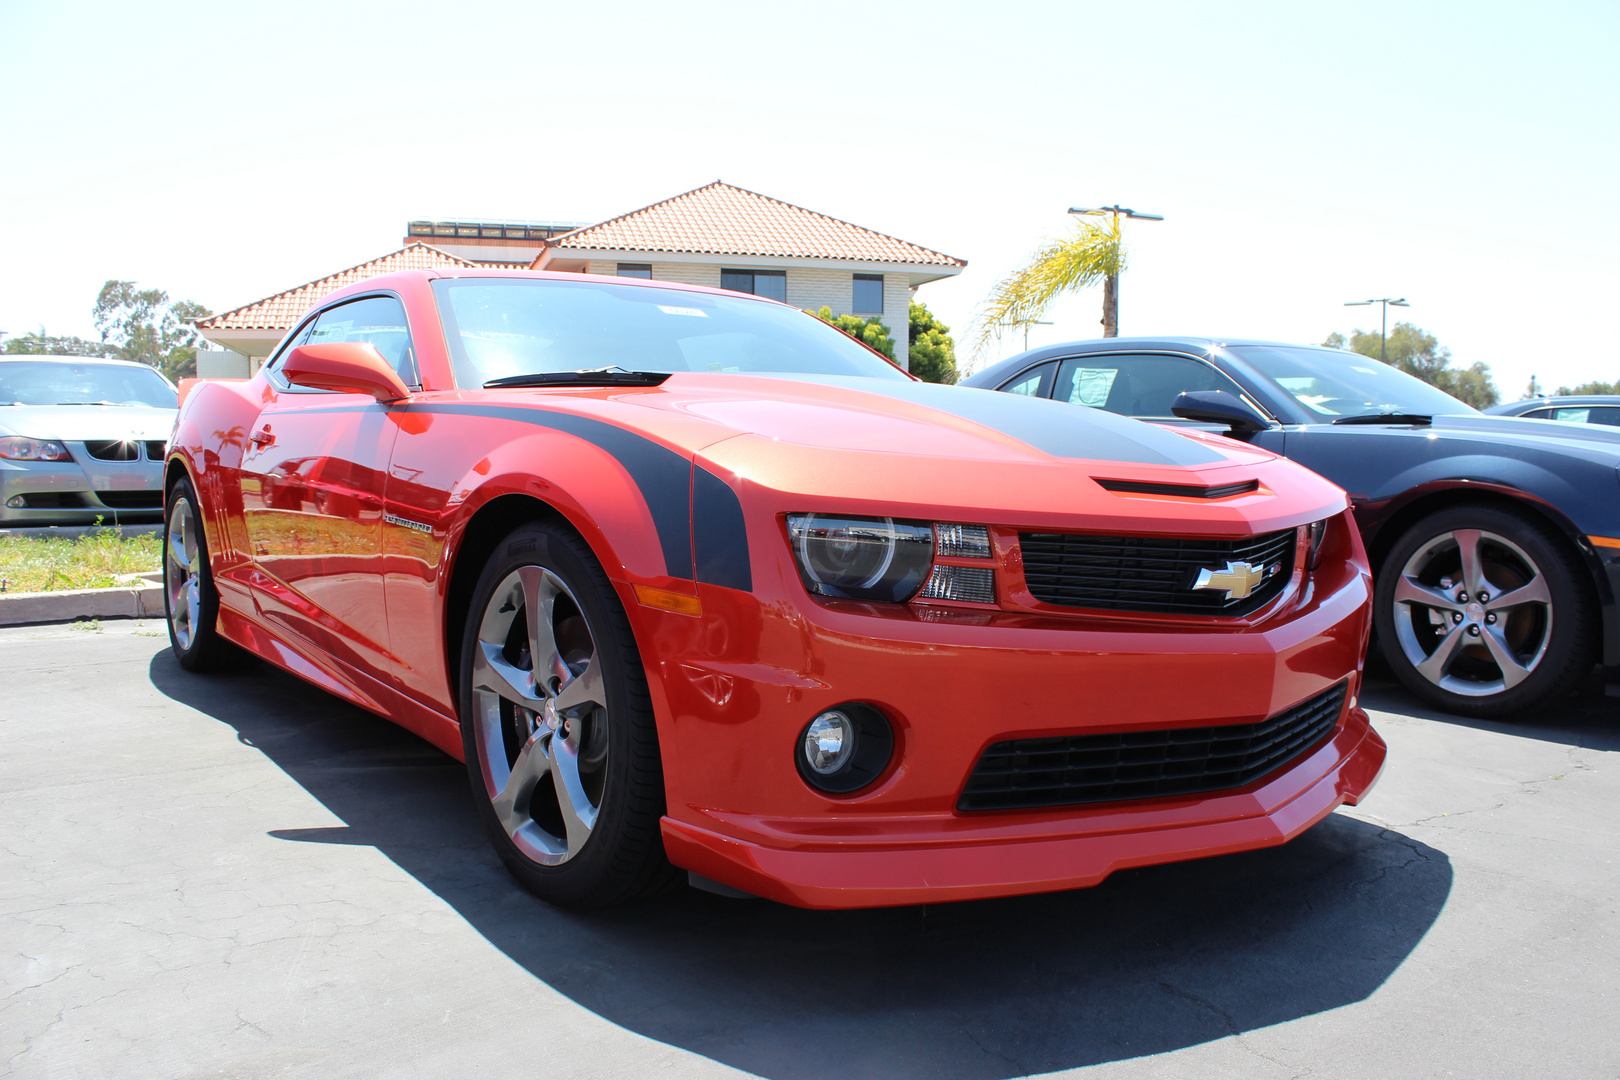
[1343,297,1410,362]
[1068,205,1162,338]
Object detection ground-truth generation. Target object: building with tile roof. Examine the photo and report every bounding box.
[195,183,964,373]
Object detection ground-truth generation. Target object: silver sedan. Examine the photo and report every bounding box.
[0,356,178,525]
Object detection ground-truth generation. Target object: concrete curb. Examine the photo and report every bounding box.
[0,573,165,627]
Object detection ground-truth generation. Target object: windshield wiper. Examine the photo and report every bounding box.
[56,400,131,407]
[1331,412,1432,426]
[484,367,672,389]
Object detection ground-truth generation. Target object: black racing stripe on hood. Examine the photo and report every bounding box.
[774,375,1228,467]
[410,403,694,580]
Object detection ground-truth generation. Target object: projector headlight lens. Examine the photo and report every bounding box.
[787,514,934,602]
[0,437,71,462]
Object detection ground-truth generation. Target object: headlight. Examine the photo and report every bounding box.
[1305,519,1328,570]
[787,513,934,602]
[0,437,72,462]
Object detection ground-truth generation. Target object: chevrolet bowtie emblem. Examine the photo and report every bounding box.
[1191,560,1268,600]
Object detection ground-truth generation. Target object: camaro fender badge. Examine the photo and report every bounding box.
[384,513,433,535]
[1190,559,1277,600]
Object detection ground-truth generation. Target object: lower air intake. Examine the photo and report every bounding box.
[958,681,1348,811]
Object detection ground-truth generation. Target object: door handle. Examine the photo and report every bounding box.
[250,426,275,447]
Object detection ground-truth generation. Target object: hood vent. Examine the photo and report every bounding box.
[1094,477,1258,499]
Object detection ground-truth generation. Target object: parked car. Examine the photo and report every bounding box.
[1486,395,1620,426]
[965,338,1620,719]
[0,356,177,525]
[165,272,1385,909]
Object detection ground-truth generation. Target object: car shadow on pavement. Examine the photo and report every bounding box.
[150,651,1452,1080]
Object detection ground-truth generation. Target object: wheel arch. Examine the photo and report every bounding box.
[442,493,588,713]
[1361,481,1616,661]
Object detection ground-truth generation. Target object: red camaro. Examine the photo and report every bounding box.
[165,269,1386,909]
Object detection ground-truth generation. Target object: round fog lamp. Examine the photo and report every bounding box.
[803,710,855,774]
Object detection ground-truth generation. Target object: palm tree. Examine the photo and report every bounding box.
[970,215,1125,361]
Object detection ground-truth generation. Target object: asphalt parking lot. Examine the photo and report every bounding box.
[3,621,1617,1080]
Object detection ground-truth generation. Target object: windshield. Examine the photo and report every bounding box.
[1229,346,1476,420]
[432,278,909,388]
[0,360,177,408]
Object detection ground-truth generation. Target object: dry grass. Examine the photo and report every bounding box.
[0,529,162,593]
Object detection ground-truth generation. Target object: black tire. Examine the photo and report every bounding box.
[457,520,678,908]
[1374,503,1596,718]
[163,476,235,671]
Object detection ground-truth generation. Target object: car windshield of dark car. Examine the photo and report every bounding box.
[0,361,178,407]
[432,278,909,388]
[1227,346,1476,420]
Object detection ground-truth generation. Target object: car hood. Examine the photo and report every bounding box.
[0,404,177,443]
[454,373,1349,535]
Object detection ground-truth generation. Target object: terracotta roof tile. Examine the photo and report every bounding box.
[540,182,964,267]
[196,243,484,331]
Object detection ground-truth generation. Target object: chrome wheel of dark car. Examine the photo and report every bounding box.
[458,521,676,907]
[1376,505,1595,718]
[163,476,233,671]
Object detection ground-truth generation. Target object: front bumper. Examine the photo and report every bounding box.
[635,523,1379,909]
[0,447,164,524]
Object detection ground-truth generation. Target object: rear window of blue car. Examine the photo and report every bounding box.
[432,278,908,388]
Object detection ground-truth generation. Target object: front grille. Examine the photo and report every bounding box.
[1019,527,1295,616]
[958,681,1349,812]
[144,441,166,461]
[95,490,163,509]
[16,493,88,509]
[82,440,140,461]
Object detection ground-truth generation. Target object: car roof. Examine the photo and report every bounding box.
[1495,396,1620,410]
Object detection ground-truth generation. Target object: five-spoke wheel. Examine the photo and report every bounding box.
[163,476,232,670]
[1376,505,1594,718]
[458,521,676,907]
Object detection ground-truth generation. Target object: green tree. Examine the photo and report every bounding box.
[1322,322,1499,409]
[2,329,120,357]
[971,215,1124,359]
[907,300,957,384]
[93,280,213,380]
[1556,380,1620,395]
[807,306,895,361]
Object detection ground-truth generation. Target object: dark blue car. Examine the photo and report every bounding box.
[965,338,1620,718]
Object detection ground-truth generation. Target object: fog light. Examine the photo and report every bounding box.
[803,711,855,774]
[5,496,23,509]
[796,702,896,794]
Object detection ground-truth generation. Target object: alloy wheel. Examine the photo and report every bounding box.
[468,565,609,866]
[165,498,202,651]
[1390,528,1554,697]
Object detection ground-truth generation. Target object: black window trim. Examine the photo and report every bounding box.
[265,289,420,395]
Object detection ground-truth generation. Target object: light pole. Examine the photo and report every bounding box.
[1068,205,1162,338]
[1343,297,1409,362]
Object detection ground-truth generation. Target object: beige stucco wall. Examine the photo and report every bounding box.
[584,259,913,370]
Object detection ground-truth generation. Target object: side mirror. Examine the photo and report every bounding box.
[280,342,410,403]
[1171,390,1270,435]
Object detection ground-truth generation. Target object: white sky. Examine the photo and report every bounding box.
[2,0,1615,398]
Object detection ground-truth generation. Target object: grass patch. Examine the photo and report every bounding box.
[0,529,162,593]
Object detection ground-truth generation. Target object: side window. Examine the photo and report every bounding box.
[1588,408,1620,426]
[1054,353,1247,418]
[1001,362,1054,398]
[305,295,419,388]
[1551,407,1592,423]
[263,319,316,380]
[1521,408,1555,420]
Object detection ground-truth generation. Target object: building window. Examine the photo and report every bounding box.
[853,274,884,314]
[617,263,652,279]
[721,268,787,303]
